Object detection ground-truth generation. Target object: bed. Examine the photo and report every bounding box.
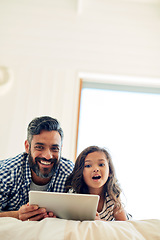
[0,217,159,240]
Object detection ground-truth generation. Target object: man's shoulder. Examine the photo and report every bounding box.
[60,157,74,166]
[59,157,74,174]
[0,152,28,171]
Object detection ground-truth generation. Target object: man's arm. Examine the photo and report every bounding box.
[0,203,51,221]
[0,211,19,218]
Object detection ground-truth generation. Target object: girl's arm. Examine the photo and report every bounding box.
[113,207,128,221]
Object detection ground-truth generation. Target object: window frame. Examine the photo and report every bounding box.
[76,73,160,159]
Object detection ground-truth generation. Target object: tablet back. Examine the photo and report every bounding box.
[29,191,100,221]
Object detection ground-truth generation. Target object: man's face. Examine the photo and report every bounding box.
[25,130,62,181]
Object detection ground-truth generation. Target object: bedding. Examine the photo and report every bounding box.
[0,217,159,240]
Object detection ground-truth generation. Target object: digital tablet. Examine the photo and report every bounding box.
[29,190,99,221]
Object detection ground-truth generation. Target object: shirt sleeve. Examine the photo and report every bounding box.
[0,168,11,211]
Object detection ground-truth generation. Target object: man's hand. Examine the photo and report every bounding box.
[43,212,57,219]
[18,203,48,221]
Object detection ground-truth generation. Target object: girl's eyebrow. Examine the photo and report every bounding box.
[85,158,106,162]
[98,159,107,161]
[84,159,92,163]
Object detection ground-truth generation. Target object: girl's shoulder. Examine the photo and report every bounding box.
[99,195,115,221]
[105,193,115,205]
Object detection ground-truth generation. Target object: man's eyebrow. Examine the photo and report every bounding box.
[51,144,60,147]
[35,142,44,145]
[35,143,60,147]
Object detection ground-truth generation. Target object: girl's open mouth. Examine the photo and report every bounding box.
[92,175,101,180]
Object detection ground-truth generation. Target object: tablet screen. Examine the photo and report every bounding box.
[29,190,99,221]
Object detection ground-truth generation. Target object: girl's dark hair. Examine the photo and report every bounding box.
[65,145,123,210]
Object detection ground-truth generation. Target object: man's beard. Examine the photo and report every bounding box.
[28,151,60,179]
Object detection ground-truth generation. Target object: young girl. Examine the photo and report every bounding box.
[65,146,131,221]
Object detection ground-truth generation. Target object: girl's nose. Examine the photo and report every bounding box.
[93,168,99,172]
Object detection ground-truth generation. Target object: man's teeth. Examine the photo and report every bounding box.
[40,160,51,165]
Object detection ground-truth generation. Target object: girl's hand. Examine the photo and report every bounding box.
[95,211,101,220]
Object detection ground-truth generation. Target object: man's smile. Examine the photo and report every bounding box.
[35,157,57,169]
[39,160,53,166]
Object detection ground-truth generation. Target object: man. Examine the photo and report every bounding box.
[0,116,74,221]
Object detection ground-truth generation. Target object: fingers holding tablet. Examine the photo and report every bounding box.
[18,203,47,221]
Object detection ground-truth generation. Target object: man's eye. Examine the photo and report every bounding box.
[51,147,60,152]
[84,164,91,168]
[35,146,43,150]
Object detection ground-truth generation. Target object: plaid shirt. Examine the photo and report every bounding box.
[0,152,74,211]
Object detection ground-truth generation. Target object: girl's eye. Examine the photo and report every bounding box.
[99,163,105,167]
[84,164,91,168]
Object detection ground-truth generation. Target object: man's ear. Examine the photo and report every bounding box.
[25,140,30,153]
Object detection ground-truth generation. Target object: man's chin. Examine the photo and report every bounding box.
[31,165,57,179]
[28,153,59,179]
[37,172,52,179]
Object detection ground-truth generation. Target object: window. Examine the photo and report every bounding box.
[76,74,160,220]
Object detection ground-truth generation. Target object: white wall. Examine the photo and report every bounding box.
[0,0,160,161]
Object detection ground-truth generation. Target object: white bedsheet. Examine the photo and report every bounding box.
[0,217,159,240]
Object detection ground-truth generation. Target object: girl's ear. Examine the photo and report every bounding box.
[25,140,30,153]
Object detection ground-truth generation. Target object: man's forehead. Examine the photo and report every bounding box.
[31,130,61,142]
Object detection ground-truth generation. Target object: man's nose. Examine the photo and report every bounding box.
[42,149,52,159]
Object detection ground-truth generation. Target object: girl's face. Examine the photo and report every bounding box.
[83,151,110,195]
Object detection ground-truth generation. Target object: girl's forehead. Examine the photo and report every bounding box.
[85,151,107,161]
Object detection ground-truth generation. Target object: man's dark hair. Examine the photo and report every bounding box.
[27,116,64,144]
